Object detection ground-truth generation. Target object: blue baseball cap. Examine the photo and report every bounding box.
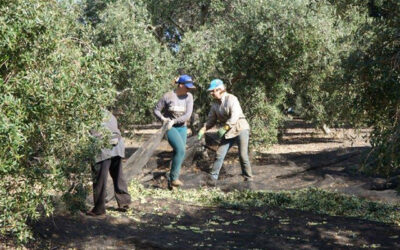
[207,79,224,91]
[176,74,196,89]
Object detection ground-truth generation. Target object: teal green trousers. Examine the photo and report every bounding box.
[167,126,187,181]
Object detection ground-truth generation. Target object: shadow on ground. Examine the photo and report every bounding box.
[31,199,400,249]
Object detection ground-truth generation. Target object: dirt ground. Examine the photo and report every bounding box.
[136,119,399,204]
[20,119,400,249]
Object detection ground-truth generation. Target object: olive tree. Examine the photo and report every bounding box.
[84,0,178,128]
[172,0,366,146]
[0,0,114,243]
[333,0,400,176]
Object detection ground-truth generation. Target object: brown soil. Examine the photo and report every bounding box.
[19,119,400,249]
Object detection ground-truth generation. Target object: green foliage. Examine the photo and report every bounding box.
[3,0,400,243]
[0,0,114,243]
[85,0,177,128]
[171,0,366,146]
[129,181,400,225]
[83,0,118,26]
[145,0,232,45]
[364,123,400,176]
[331,0,400,175]
[172,26,223,119]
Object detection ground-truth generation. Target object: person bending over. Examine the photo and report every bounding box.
[198,79,253,183]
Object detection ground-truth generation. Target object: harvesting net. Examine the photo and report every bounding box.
[105,123,168,202]
[123,123,168,178]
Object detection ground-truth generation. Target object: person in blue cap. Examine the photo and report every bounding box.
[154,75,196,189]
[198,79,253,183]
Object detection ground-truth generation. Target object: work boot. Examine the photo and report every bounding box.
[171,179,184,187]
[244,176,254,182]
[117,204,130,212]
[204,175,218,187]
[86,209,106,217]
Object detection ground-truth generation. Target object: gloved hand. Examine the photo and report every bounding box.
[167,119,175,130]
[161,116,170,123]
[217,128,227,138]
[197,127,206,140]
[217,125,230,138]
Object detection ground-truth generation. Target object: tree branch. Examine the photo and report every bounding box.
[168,17,185,34]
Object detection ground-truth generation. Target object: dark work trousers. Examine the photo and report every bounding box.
[91,156,131,214]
